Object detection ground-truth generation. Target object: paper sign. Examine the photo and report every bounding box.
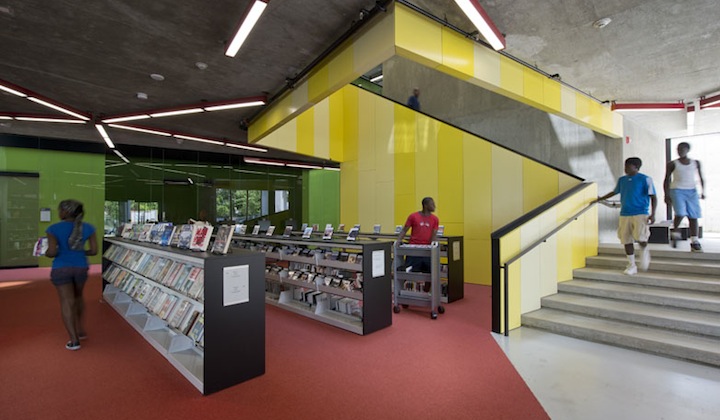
[372,250,385,278]
[223,265,249,306]
[40,208,51,222]
[453,242,461,261]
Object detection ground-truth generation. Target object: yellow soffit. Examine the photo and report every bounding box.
[249,2,623,144]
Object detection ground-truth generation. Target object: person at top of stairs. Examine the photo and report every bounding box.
[664,141,705,253]
[596,157,658,275]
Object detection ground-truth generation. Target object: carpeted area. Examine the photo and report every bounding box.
[0,274,548,419]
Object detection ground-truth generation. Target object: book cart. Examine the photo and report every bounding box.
[232,235,392,335]
[353,232,464,303]
[102,238,265,395]
[392,243,445,319]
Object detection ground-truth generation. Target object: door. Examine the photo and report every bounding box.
[0,172,40,268]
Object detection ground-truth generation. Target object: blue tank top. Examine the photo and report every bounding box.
[46,221,96,268]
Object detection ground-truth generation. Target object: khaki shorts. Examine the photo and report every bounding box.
[617,215,650,244]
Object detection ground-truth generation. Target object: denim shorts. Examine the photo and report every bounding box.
[50,267,89,286]
[670,189,702,218]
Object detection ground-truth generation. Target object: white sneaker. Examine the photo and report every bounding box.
[639,246,650,271]
[624,264,638,276]
[670,232,681,248]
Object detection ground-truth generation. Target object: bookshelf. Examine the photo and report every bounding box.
[232,235,393,335]
[102,237,265,395]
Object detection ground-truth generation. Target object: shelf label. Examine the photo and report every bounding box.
[453,241,460,261]
[372,250,385,278]
[223,265,249,306]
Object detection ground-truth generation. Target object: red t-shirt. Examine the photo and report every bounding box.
[405,212,439,245]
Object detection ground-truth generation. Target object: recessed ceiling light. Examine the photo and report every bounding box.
[592,17,612,29]
[136,92,148,100]
[150,73,165,81]
[195,62,208,70]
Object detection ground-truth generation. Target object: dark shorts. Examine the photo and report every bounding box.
[406,256,432,273]
[50,267,89,287]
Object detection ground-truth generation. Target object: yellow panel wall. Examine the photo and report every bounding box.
[492,147,523,229]
[296,108,315,156]
[314,99,330,159]
[523,160,560,212]
[394,3,443,68]
[440,27,474,80]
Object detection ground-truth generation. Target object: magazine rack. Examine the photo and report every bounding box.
[102,238,265,395]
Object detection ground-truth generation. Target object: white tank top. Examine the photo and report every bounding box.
[670,159,698,189]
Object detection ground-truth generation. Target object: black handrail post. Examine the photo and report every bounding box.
[503,263,509,337]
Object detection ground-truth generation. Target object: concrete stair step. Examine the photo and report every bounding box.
[541,293,720,337]
[573,267,720,293]
[522,308,720,366]
[558,279,720,312]
[587,255,720,276]
[598,245,720,261]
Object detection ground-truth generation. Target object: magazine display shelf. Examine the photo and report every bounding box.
[102,238,265,395]
[350,232,464,303]
[232,235,392,335]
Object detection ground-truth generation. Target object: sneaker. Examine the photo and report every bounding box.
[65,341,81,351]
[691,242,703,253]
[670,232,681,248]
[624,264,638,276]
[639,246,651,271]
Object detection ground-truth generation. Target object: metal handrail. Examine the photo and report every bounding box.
[501,201,597,336]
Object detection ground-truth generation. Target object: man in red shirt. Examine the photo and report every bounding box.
[398,197,439,273]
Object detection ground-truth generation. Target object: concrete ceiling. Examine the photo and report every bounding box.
[1,0,719,155]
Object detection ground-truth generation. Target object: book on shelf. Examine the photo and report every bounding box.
[337,223,345,232]
[437,225,445,236]
[176,224,194,249]
[120,223,134,238]
[353,224,361,230]
[235,224,247,235]
[373,224,381,234]
[32,237,48,257]
[322,226,333,240]
[185,311,204,338]
[159,224,176,246]
[150,223,167,244]
[187,270,204,300]
[282,226,293,238]
[251,225,260,235]
[312,224,319,232]
[190,224,214,252]
[346,227,359,241]
[211,225,235,254]
[394,225,403,234]
[168,300,192,329]
[301,223,308,231]
[266,226,275,236]
[137,223,155,242]
[325,223,333,230]
[302,227,313,239]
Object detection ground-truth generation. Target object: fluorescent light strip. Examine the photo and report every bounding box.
[108,124,171,136]
[102,114,151,123]
[0,116,13,120]
[286,163,323,169]
[204,100,265,111]
[95,124,115,148]
[225,0,269,57]
[323,166,341,171]
[27,97,89,120]
[0,84,27,97]
[113,149,130,164]
[244,157,285,166]
[454,0,506,51]
[15,116,86,123]
[149,108,204,118]
[173,134,224,145]
[370,74,384,83]
[225,142,267,152]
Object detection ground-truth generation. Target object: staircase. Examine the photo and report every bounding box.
[522,244,720,366]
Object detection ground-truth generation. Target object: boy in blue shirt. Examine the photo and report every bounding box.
[597,157,657,275]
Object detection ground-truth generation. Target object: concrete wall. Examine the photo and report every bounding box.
[383,56,623,241]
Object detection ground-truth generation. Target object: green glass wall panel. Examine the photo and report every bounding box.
[306,170,340,227]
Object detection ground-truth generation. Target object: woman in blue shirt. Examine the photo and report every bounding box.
[46,199,98,350]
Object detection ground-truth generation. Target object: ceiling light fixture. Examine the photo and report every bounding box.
[149,108,204,118]
[244,157,285,166]
[101,96,266,122]
[610,102,685,111]
[113,149,130,164]
[700,93,720,109]
[592,17,612,29]
[224,142,268,152]
[225,0,270,57]
[204,100,266,111]
[370,74,384,83]
[95,124,115,148]
[150,73,165,81]
[173,134,224,146]
[108,124,172,136]
[453,0,506,51]
[0,116,13,120]
[286,163,323,169]
[26,97,90,120]
[102,114,151,123]
[0,82,27,97]
[14,116,86,123]
[323,166,341,171]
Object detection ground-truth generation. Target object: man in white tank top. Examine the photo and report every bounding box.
[663,142,705,252]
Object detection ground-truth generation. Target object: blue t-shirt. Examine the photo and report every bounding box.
[407,95,420,111]
[46,221,96,268]
[613,173,656,216]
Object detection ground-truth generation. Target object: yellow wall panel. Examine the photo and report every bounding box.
[463,136,492,237]
[394,104,416,203]
[341,160,359,225]
[327,47,354,92]
[395,3,442,68]
[499,57,524,99]
[443,222,464,237]
[329,91,344,162]
[463,239,491,285]
[375,181,395,233]
[543,77,562,113]
[523,68,544,106]
[395,193,416,226]
[296,108,315,156]
[438,125,464,224]
[575,94,591,124]
[560,85,576,118]
[257,118,297,152]
[358,91,376,171]
[307,65,329,104]
[374,96,395,182]
[523,160,559,212]
[473,43,501,90]
[353,12,396,75]
[440,27,474,79]
[313,98,330,160]
[358,169,377,229]
[343,88,359,162]
[492,146,523,229]
[414,115,439,201]
[559,173,581,193]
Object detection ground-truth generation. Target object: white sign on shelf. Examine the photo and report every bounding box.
[372,250,385,278]
[223,265,249,306]
[453,241,461,261]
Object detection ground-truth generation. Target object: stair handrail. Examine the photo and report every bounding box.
[492,182,596,336]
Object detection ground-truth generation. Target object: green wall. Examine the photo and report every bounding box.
[304,170,340,227]
[0,146,105,267]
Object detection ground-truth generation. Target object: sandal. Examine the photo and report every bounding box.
[65,341,81,351]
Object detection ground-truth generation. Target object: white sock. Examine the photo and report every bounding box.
[627,255,636,266]
[691,236,699,243]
